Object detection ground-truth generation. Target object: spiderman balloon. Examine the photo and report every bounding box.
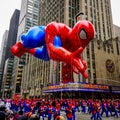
[11,20,95,83]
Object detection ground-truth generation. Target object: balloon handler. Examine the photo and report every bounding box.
[11,20,95,82]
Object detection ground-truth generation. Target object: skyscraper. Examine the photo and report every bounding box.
[0,30,9,97]
[0,9,20,97]
[40,0,119,96]
[12,0,40,97]
[2,57,14,98]
[5,9,20,59]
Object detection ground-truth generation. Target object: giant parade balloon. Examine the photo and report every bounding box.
[11,20,95,80]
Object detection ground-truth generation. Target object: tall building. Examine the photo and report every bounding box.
[77,0,119,85]
[0,30,9,97]
[0,30,9,70]
[12,0,40,97]
[38,0,113,82]
[5,9,20,60]
[2,57,14,98]
[37,0,114,83]
[40,0,113,41]
[37,0,120,97]
[0,9,20,98]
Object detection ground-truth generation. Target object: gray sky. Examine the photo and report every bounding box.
[0,0,21,49]
[111,0,120,26]
[0,0,120,49]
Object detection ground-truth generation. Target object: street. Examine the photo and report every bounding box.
[40,111,119,120]
[60,111,120,120]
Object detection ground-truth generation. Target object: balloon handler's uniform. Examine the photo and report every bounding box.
[11,20,95,82]
[65,104,76,120]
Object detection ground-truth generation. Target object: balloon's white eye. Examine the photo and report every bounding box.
[79,29,87,40]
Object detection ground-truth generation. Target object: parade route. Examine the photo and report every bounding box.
[61,111,119,120]
[40,111,119,120]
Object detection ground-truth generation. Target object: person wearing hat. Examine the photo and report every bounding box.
[53,105,60,120]
[65,102,76,120]
[47,103,54,120]
[38,103,45,120]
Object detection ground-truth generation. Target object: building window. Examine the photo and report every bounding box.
[88,70,91,81]
[87,60,90,68]
[103,43,106,51]
[93,73,96,84]
[34,3,38,8]
[86,46,90,59]
[92,53,95,59]
[33,14,38,20]
[92,61,95,69]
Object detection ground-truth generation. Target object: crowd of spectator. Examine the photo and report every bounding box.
[0,98,120,120]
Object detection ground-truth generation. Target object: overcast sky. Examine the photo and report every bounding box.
[0,0,120,49]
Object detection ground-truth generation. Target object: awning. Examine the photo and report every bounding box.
[43,82,109,93]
